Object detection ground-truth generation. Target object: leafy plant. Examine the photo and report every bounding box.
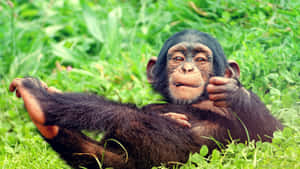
[0,0,299,168]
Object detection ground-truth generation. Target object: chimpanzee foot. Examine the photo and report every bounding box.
[9,78,59,139]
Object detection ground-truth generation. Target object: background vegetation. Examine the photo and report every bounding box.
[0,0,299,168]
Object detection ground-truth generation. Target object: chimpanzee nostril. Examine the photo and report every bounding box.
[182,63,194,72]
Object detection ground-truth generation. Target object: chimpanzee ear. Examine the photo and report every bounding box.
[224,60,240,78]
[147,57,157,83]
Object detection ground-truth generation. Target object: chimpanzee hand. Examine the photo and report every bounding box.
[9,78,60,139]
[161,112,191,128]
[206,77,240,107]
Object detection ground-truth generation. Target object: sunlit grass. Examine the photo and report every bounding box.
[0,0,299,168]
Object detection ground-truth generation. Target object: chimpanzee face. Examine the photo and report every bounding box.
[166,42,213,104]
[147,30,229,104]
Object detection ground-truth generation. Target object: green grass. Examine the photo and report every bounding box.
[0,0,299,168]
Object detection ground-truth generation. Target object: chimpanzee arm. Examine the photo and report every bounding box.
[229,86,283,141]
[207,77,283,141]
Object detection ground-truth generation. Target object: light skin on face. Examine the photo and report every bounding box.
[167,42,213,104]
[147,41,241,128]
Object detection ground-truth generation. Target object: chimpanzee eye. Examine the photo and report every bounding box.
[173,56,184,62]
[195,57,207,62]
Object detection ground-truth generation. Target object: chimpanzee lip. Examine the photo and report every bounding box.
[173,82,201,88]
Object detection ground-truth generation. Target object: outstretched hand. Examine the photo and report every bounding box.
[9,78,60,139]
[206,77,239,107]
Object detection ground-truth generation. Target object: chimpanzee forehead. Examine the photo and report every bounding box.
[168,31,216,50]
[177,33,203,43]
[167,42,213,56]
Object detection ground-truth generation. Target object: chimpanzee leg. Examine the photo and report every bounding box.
[9,78,134,169]
[45,128,134,169]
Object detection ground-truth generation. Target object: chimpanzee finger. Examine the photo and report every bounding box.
[161,112,191,127]
[209,77,230,85]
[48,87,62,93]
[162,112,188,120]
[9,78,24,98]
[208,93,227,101]
[174,119,191,128]
[9,78,22,92]
[38,80,62,93]
[16,90,21,98]
[40,80,48,89]
[213,101,228,107]
[207,84,228,93]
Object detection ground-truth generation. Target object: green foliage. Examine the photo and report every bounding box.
[0,0,299,168]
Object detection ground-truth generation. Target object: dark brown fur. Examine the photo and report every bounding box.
[20,77,282,169]
[16,30,283,169]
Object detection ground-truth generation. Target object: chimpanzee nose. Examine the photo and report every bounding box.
[182,63,194,73]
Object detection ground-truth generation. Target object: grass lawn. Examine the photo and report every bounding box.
[0,0,299,168]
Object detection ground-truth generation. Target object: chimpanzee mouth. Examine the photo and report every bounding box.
[173,82,201,88]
